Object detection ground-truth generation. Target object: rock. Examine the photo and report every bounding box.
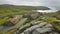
[1,18,27,34]
[33,28,52,34]
[14,21,41,34]
[55,20,60,24]
[32,30,41,34]
[38,22,47,26]
[23,12,40,20]
[49,32,59,34]
[8,15,23,24]
[0,26,4,31]
[44,24,53,28]
[15,23,31,34]
[31,21,41,25]
[21,22,48,34]
[21,25,41,34]
[4,15,23,26]
[12,22,60,34]
[30,13,40,19]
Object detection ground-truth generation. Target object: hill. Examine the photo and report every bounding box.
[0,4,50,17]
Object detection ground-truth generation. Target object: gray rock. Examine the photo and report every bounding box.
[30,13,40,19]
[1,18,27,34]
[44,24,53,28]
[49,32,59,34]
[4,15,23,26]
[33,28,52,34]
[14,22,59,34]
[56,20,60,24]
[0,26,4,31]
[31,21,41,25]
[21,22,48,34]
[14,21,41,34]
[32,30,41,34]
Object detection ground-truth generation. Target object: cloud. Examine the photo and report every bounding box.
[0,0,60,10]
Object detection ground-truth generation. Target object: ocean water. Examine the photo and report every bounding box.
[37,10,58,13]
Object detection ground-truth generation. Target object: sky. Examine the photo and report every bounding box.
[0,0,60,10]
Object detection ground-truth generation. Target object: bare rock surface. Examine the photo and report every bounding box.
[19,22,60,34]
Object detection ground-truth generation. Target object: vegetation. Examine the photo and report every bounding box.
[0,16,9,25]
[0,4,60,34]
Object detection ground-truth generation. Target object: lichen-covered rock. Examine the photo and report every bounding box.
[55,20,60,24]
[7,15,23,24]
[23,12,40,20]
[20,22,48,34]
[0,18,27,34]
[44,24,53,28]
[4,15,23,26]
[0,26,4,31]
[13,21,41,34]
[32,28,52,34]
[49,32,59,34]
[19,22,60,34]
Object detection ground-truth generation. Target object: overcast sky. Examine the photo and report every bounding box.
[0,0,60,10]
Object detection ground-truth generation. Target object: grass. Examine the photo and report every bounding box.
[52,22,60,32]
[0,5,33,25]
[0,9,32,25]
[4,18,28,34]
[0,16,9,25]
[0,5,60,34]
[0,9,32,17]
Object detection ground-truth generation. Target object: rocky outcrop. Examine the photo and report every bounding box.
[0,18,27,34]
[55,20,60,24]
[13,22,60,34]
[0,21,59,34]
[3,15,23,26]
[23,12,40,20]
[0,14,60,34]
[13,21,41,34]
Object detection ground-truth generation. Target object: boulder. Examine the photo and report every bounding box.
[44,24,53,28]
[20,22,60,34]
[32,28,52,34]
[55,20,60,24]
[4,15,23,26]
[23,12,40,20]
